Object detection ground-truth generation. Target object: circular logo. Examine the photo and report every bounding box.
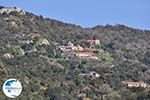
[2,79,22,98]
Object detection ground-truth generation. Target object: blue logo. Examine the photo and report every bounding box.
[2,79,22,98]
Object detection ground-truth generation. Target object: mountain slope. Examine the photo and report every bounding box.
[0,6,150,100]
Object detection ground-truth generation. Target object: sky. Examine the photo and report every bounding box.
[0,0,149,30]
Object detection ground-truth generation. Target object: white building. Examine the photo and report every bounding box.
[87,39,100,45]
[0,7,25,15]
[90,71,100,78]
[122,81,148,88]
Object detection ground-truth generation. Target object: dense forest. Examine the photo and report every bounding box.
[0,6,150,100]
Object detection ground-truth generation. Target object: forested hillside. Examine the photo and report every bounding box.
[0,6,150,100]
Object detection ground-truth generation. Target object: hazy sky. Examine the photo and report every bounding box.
[0,0,149,29]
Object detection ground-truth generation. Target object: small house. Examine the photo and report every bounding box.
[39,39,50,46]
[87,39,100,45]
[68,41,74,47]
[84,48,99,52]
[122,81,147,88]
[59,46,72,52]
[90,71,100,78]
[73,45,84,52]
[76,52,98,60]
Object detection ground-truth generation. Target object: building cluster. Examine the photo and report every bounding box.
[122,81,150,88]
[0,7,25,15]
[58,39,100,60]
[79,71,100,78]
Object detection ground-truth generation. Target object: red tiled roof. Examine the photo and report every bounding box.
[123,81,145,85]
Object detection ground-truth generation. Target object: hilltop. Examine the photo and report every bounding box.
[0,6,150,100]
